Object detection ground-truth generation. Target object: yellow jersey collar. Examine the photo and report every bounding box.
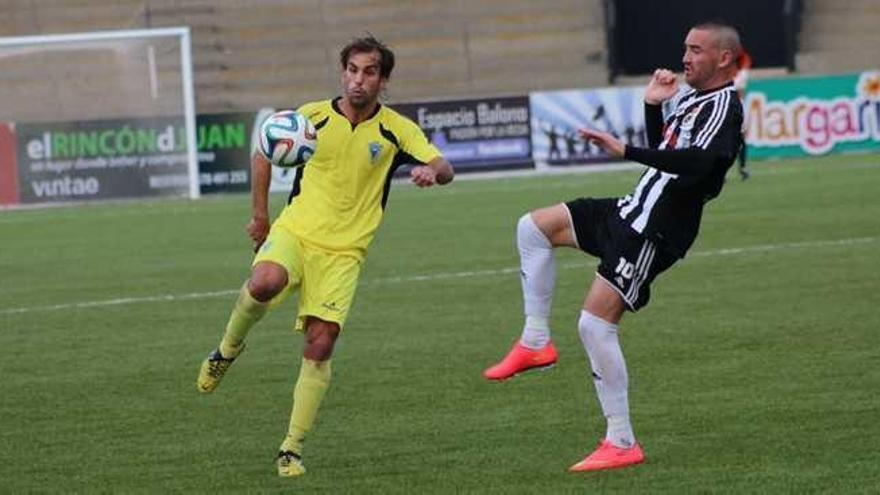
[332,97,382,129]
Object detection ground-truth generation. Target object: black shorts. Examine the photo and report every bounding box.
[565,197,678,311]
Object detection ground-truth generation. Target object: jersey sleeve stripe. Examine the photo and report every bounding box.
[701,91,731,149]
[695,91,731,149]
[703,91,732,149]
[691,94,722,147]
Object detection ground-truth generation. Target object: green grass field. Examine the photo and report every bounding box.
[2,154,879,493]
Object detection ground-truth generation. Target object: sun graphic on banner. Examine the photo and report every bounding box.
[859,72,880,99]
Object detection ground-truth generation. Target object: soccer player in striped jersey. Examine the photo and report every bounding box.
[483,22,744,472]
[196,36,454,477]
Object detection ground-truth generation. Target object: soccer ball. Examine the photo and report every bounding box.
[258,110,317,168]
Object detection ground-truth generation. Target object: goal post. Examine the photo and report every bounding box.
[0,27,199,204]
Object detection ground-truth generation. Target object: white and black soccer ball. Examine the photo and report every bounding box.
[258,110,317,168]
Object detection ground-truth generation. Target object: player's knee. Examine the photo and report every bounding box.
[247,280,284,302]
[304,319,340,360]
[517,213,534,235]
[577,309,617,348]
[247,268,287,302]
[518,212,550,245]
[523,206,573,247]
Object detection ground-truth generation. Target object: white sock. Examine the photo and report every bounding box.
[521,316,550,349]
[517,214,555,350]
[577,309,635,448]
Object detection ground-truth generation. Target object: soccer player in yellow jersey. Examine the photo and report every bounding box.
[196,36,454,477]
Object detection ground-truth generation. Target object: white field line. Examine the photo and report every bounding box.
[1,236,875,316]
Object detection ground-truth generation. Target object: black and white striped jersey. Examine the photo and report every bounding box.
[619,81,743,258]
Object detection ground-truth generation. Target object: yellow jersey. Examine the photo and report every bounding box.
[277,98,440,259]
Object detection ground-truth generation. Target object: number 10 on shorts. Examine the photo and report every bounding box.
[615,257,635,280]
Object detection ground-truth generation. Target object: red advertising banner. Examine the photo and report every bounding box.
[0,122,20,206]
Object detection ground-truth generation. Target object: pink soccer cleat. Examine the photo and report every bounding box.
[568,440,645,472]
[483,341,558,381]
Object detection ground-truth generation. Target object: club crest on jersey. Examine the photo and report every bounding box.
[678,107,701,147]
[368,142,383,164]
[681,108,699,129]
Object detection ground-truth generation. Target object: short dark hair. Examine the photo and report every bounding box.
[691,20,742,56]
[339,35,395,79]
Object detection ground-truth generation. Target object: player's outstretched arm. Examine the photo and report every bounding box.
[247,151,272,251]
[429,156,454,185]
[578,127,717,176]
[578,128,624,158]
[410,156,454,188]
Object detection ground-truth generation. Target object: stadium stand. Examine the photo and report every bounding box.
[1,0,606,118]
[2,0,873,120]
[795,0,880,74]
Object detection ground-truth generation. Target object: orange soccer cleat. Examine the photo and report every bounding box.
[568,440,644,472]
[483,341,558,381]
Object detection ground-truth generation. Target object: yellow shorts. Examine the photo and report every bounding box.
[253,223,361,332]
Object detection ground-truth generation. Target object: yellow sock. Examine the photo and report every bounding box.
[280,358,332,455]
[219,284,268,357]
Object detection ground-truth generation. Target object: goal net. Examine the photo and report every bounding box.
[0,27,198,206]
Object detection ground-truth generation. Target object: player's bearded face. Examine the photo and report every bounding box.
[342,51,386,109]
[682,29,720,89]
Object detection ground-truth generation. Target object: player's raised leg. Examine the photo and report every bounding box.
[484,205,576,380]
[197,261,287,393]
[277,317,338,477]
[570,277,643,472]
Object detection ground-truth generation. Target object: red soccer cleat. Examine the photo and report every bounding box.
[568,440,645,472]
[483,341,558,381]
